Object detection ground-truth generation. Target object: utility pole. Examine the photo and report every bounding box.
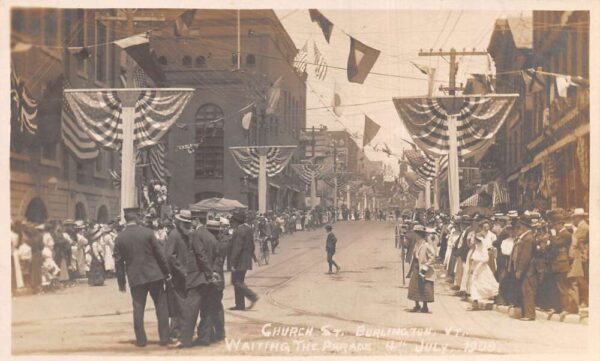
[418,48,488,95]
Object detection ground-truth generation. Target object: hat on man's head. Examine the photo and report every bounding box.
[413,224,427,233]
[547,208,567,223]
[571,208,588,218]
[123,207,140,216]
[507,210,519,219]
[74,220,86,229]
[230,210,247,224]
[175,209,193,223]
[63,219,75,226]
[521,210,541,228]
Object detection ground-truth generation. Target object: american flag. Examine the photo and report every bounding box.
[460,193,479,207]
[492,181,510,206]
[322,172,351,189]
[61,79,100,160]
[313,42,328,81]
[293,41,308,73]
[291,163,332,185]
[10,67,38,135]
[393,96,516,159]
[64,89,193,151]
[229,146,297,178]
[148,141,168,184]
[403,148,448,180]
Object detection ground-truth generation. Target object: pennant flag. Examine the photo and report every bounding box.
[229,146,296,178]
[347,37,380,84]
[241,110,252,130]
[332,80,343,116]
[392,95,517,159]
[555,75,579,98]
[115,33,166,85]
[309,9,333,43]
[68,46,91,61]
[293,41,308,73]
[469,73,496,94]
[10,67,38,135]
[362,115,380,147]
[148,141,168,183]
[291,163,333,184]
[61,80,100,160]
[314,42,328,81]
[521,68,545,93]
[174,10,196,36]
[265,76,283,115]
[64,88,193,151]
[411,62,436,96]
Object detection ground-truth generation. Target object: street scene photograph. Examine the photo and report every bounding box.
[6,1,595,358]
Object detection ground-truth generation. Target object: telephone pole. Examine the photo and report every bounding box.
[418,48,488,95]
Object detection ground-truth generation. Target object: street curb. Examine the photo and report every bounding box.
[492,305,587,324]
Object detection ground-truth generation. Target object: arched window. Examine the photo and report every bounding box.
[246,54,256,65]
[182,55,192,67]
[195,104,224,178]
[25,198,48,223]
[158,56,168,65]
[195,55,206,67]
[97,205,109,223]
[75,202,87,221]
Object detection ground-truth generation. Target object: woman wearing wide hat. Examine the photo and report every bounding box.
[407,224,436,313]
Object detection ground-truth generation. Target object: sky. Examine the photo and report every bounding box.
[274,9,526,171]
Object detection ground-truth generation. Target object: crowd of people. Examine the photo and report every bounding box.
[398,207,589,320]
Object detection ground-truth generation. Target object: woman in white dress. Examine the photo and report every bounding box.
[467,220,499,310]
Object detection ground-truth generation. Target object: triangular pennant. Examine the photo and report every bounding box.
[363,115,380,147]
[309,9,333,43]
[242,110,252,130]
[115,33,166,85]
[347,37,380,84]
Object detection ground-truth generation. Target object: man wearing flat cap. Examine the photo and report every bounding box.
[113,207,172,347]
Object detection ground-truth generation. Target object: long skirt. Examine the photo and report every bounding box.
[453,259,464,288]
[460,250,474,293]
[408,262,434,303]
[499,272,521,306]
[88,256,105,286]
[58,258,70,282]
[469,261,499,301]
[104,245,115,272]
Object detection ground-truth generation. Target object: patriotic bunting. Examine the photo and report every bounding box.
[61,80,99,160]
[148,141,168,183]
[229,146,296,178]
[64,89,194,151]
[314,42,328,80]
[291,163,332,185]
[362,115,380,147]
[347,37,380,84]
[403,148,448,180]
[293,41,308,73]
[392,95,517,159]
[309,9,333,43]
[10,67,38,135]
[460,193,479,207]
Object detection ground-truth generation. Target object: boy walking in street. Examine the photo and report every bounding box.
[325,225,340,274]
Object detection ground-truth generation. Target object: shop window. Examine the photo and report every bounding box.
[182,55,192,67]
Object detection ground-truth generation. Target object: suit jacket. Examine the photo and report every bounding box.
[511,230,535,280]
[165,228,189,293]
[548,227,571,274]
[227,224,255,271]
[185,226,215,290]
[407,239,436,282]
[114,224,170,289]
[326,232,337,252]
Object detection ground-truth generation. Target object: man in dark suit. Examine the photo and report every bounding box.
[164,210,193,340]
[511,212,539,321]
[177,217,217,348]
[227,210,258,311]
[113,207,172,347]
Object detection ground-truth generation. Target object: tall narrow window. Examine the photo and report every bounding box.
[195,104,224,178]
[95,20,107,82]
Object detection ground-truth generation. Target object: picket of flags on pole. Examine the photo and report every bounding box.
[362,115,381,148]
[314,42,328,80]
[309,9,334,43]
[293,41,308,73]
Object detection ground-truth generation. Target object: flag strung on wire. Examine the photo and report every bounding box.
[313,42,328,80]
[293,41,308,73]
[521,68,546,93]
[229,146,297,178]
[61,79,99,160]
[347,37,380,84]
[265,76,283,115]
[174,10,196,36]
[332,80,343,116]
[10,67,38,135]
[309,9,333,43]
[469,73,496,94]
[392,95,517,159]
[291,163,332,185]
[115,33,166,85]
[492,181,509,206]
[403,148,448,180]
[411,62,436,96]
[363,115,380,147]
[64,88,194,151]
[241,110,253,130]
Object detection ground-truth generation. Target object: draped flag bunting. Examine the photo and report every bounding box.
[309,9,333,43]
[148,141,168,183]
[293,41,308,73]
[11,67,38,135]
[347,37,381,84]
[403,148,448,180]
[291,163,332,185]
[322,172,352,189]
[64,88,194,150]
[229,146,296,178]
[61,80,99,160]
[392,95,517,159]
[363,115,380,147]
[314,42,328,80]
[115,33,166,85]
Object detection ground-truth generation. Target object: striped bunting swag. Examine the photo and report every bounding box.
[61,79,99,159]
[229,146,296,178]
[322,172,351,189]
[64,89,193,151]
[148,141,168,183]
[10,67,38,134]
[460,193,479,207]
[403,149,448,180]
[291,163,332,185]
[393,96,516,159]
[492,181,510,206]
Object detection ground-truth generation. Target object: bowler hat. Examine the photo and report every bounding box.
[230,210,247,224]
[175,209,193,223]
